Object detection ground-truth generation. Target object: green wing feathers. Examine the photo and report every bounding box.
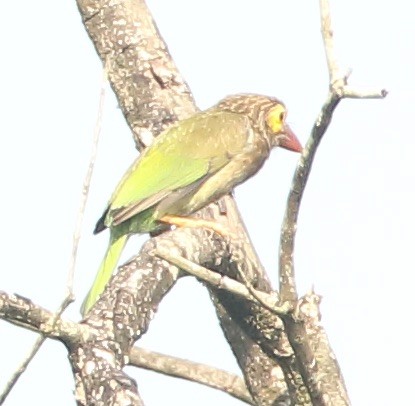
[83,111,250,315]
[107,111,250,225]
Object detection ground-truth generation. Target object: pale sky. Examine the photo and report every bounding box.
[0,1,414,405]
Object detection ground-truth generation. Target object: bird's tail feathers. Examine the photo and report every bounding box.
[81,233,128,316]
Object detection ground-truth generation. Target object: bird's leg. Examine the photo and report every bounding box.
[160,214,231,238]
[216,198,228,215]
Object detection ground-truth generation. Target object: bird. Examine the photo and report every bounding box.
[81,93,302,315]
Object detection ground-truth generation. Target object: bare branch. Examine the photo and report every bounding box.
[0,292,93,344]
[77,0,196,150]
[279,0,387,302]
[342,88,388,99]
[0,290,253,404]
[319,0,387,99]
[0,294,74,405]
[321,0,387,99]
[284,291,350,406]
[155,246,288,318]
[319,0,341,84]
[1,0,385,403]
[73,0,302,400]
[278,0,388,404]
[67,69,107,292]
[130,347,253,405]
[279,92,340,303]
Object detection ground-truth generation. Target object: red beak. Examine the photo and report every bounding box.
[280,124,302,153]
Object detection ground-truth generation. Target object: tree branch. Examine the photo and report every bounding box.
[0,292,94,345]
[0,290,254,404]
[1,0,388,404]
[130,347,253,405]
[76,0,196,150]
[277,0,387,404]
[279,0,387,304]
[74,0,293,403]
[155,246,289,317]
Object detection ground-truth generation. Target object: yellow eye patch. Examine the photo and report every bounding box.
[266,104,286,133]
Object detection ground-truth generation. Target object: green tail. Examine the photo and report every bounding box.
[81,233,128,316]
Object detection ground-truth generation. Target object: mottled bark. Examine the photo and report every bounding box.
[73,0,301,404]
[0,0,386,404]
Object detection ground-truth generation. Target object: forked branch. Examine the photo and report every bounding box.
[279,0,387,302]
[277,0,387,405]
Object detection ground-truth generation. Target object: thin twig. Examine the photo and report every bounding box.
[343,88,388,98]
[130,347,253,405]
[67,69,107,292]
[319,0,341,84]
[278,0,387,304]
[279,92,340,303]
[277,0,387,404]
[232,246,292,315]
[155,247,288,318]
[0,70,107,405]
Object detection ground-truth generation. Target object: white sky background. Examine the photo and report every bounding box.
[0,0,414,405]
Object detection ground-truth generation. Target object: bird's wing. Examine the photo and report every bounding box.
[106,111,250,226]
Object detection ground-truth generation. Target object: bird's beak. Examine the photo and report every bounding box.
[280,124,302,153]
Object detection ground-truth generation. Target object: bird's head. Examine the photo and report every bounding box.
[265,103,302,153]
[215,94,302,153]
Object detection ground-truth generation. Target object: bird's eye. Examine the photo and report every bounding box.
[266,104,286,133]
